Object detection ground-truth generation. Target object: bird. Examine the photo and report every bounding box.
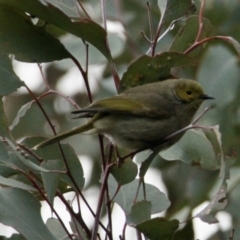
[33,79,213,151]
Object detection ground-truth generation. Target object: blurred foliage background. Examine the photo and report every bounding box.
[1,0,240,239]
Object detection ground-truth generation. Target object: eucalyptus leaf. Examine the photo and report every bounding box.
[0,4,70,62]
[41,160,65,205]
[0,188,56,240]
[31,138,85,191]
[120,52,195,91]
[108,176,170,215]
[6,138,51,173]
[0,98,12,139]
[126,200,151,225]
[170,16,211,55]
[160,129,219,170]
[0,0,111,61]
[0,175,36,191]
[195,182,228,224]
[161,0,194,23]
[111,158,138,185]
[46,217,68,239]
[0,55,24,96]
[10,101,34,131]
[136,217,179,240]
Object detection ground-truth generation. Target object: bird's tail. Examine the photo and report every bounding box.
[33,121,94,149]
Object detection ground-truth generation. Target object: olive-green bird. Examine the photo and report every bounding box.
[34,79,213,151]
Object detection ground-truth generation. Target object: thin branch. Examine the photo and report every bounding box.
[38,63,51,90]
[150,20,163,57]
[91,163,114,240]
[22,171,73,239]
[110,63,121,91]
[140,30,151,44]
[25,84,57,135]
[76,0,92,19]
[146,2,154,42]
[121,223,127,240]
[57,191,91,238]
[25,85,107,233]
[184,35,231,55]
[100,0,107,31]
[195,0,205,42]
[69,53,93,103]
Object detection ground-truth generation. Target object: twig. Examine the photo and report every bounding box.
[146,2,154,42]
[69,53,93,103]
[22,170,73,240]
[76,0,92,19]
[229,229,235,240]
[195,0,205,42]
[37,63,51,90]
[100,0,107,31]
[91,163,114,240]
[184,35,232,55]
[57,191,91,238]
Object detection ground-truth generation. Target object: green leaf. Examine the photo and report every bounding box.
[0,175,36,191]
[126,200,151,225]
[139,151,158,180]
[10,101,33,131]
[136,217,179,240]
[111,158,138,185]
[0,233,26,239]
[32,138,85,191]
[41,160,65,205]
[193,126,229,224]
[160,129,219,170]
[0,55,24,96]
[197,44,240,109]
[46,217,67,239]
[0,4,70,62]
[0,188,56,240]
[195,182,228,223]
[0,98,12,139]
[120,52,195,91]
[0,0,111,61]
[161,0,194,23]
[108,176,170,215]
[6,139,51,173]
[170,16,211,55]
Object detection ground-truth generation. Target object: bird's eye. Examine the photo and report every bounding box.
[186,90,192,95]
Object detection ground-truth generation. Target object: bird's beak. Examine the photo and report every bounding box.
[200,94,214,100]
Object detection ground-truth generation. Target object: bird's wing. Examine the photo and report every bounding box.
[72,95,171,118]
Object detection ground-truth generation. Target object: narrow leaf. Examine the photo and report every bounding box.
[6,139,51,172]
[41,160,65,205]
[0,175,36,191]
[10,101,33,131]
[0,98,12,139]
